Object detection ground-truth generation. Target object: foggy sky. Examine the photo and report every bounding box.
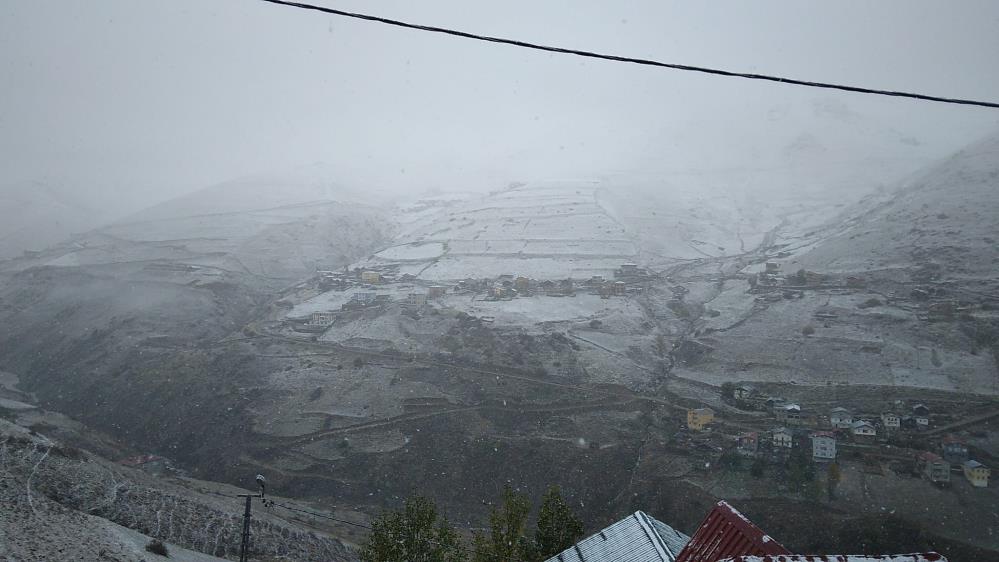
[2,0,998,212]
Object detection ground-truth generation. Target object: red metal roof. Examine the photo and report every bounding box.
[718,554,945,562]
[674,501,790,562]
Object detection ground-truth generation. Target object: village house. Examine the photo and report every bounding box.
[513,276,531,293]
[777,403,803,426]
[308,311,335,327]
[810,431,837,462]
[803,270,825,285]
[687,408,715,431]
[543,510,690,562]
[549,499,946,562]
[912,404,930,428]
[850,420,876,439]
[772,427,793,449]
[559,278,575,296]
[880,411,901,431]
[963,460,990,488]
[765,397,787,414]
[613,280,627,296]
[918,452,951,485]
[942,435,969,464]
[615,262,649,279]
[427,285,447,299]
[733,384,757,401]
[360,270,381,284]
[830,407,853,429]
[404,293,428,308]
[342,291,378,310]
[598,283,613,299]
[736,432,759,456]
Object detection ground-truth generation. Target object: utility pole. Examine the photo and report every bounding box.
[238,494,254,562]
[237,474,267,562]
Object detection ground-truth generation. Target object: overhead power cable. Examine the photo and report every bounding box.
[256,0,999,109]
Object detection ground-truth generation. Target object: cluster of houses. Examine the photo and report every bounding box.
[915,435,992,487]
[746,261,979,322]
[727,385,933,434]
[692,391,991,489]
[749,262,865,292]
[300,261,653,332]
[462,265,650,301]
[318,262,652,303]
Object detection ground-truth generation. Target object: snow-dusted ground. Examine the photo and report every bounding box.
[679,291,998,393]
[288,285,422,317]
[373,242,446,261]
[356,181,641,281]
[416,256,625,281]
[439,293,641,327]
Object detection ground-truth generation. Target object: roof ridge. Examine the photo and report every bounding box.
[633,511,674,562]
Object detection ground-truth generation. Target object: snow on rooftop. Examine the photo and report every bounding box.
[675,501,789,562]
[543,510,690,562]
[718,554,946,562]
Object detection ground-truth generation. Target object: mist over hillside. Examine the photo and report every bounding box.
[3,2,999,561]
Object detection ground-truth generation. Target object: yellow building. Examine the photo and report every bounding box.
[963,460,990,488]
[687,408,715,431]
[361,270,381,284]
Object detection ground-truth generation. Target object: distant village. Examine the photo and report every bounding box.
[680,384,992,491]
[281,258,994,493]
[749,260,979,322]
[287,261,656,332]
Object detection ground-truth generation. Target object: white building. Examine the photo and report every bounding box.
[851,420,876,437]
[880,412,901,430]
[811,432,836,462]
[309,311,335,326]
[772,427,793,449]
[405,293,428,308]
[830,407,853,429]
[544,510,690,562]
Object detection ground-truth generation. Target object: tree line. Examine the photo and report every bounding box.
[360,485,584,562]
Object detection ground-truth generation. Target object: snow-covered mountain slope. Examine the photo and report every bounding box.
[2,170,392,281]
[789,131,999,285]
[0,181,109,260]
[359,180,638,280]
[122,163,386,223]
[673,132,999,394]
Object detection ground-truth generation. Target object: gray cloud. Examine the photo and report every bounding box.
[1,0,998,212]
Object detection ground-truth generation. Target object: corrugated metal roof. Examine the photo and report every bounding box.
[544,510,691,562]
[674,501,790,562]
[718,554,946,562]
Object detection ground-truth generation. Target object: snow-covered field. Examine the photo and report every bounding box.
[357,181,641,281]
[373,242,446,261]
[439,293,641,327]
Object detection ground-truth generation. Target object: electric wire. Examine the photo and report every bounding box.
[255,0,999,109]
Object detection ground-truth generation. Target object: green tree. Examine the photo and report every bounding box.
[534,486,584,560]
[787,448,813,492]
[718,450,743,471]
[360,496,465,562]
[720,382,736,400]
[826,462,842,501]
[473,486,535,562]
